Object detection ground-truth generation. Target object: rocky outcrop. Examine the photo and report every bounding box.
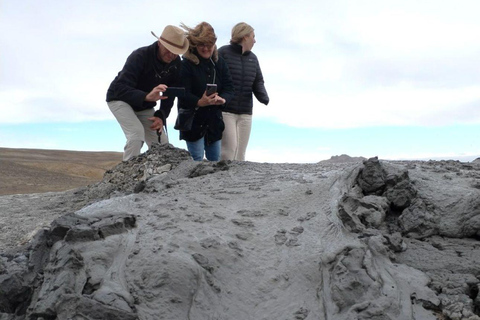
[1,147,479,320]
[336,157,480,320]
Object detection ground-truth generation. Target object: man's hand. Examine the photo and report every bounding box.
[145,84,168,102]
[149,116,164,132]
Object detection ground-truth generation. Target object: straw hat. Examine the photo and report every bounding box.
[151,25,189,55]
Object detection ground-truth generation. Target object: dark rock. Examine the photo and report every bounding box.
[384,169,417,209]
[357,156,386,195]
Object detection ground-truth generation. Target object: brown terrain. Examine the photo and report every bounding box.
[0,147,123,195]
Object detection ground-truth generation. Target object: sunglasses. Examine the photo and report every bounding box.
[197,43,215,50]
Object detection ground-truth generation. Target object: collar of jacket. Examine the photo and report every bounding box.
[231,42,251,56]
[183,46,218,65]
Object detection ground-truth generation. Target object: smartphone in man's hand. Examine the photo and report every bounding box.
[162,87,185,97]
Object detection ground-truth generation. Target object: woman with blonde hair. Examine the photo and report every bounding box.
[176,22,234,161]
[218,22,269,161]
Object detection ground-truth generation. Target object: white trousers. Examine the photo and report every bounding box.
[108,101,168,161]
[221,112,252,161]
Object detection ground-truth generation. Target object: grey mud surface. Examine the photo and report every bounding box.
[1,144,479,320]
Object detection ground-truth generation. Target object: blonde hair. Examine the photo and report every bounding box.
[180,21,217,48]
[230,22,254,44]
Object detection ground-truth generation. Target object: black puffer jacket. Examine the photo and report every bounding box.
[218,43,269,115]
[106,42,181,124]
[178,49,234,144]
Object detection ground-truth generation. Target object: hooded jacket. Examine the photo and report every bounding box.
[218,43,269,115]
[106,42,181,124]
[177,48,234,144]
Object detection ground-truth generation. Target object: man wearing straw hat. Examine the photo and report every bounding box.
[106,25,189,161]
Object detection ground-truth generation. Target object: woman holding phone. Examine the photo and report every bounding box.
[177,21,234,161]
[218,22,269,161]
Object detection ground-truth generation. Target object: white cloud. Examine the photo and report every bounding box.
[1,0,480,132]
[251,0,480,129]
[255,84,480,129]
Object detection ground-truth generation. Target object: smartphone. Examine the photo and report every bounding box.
[206,84,217,96]
[162,87,185,98]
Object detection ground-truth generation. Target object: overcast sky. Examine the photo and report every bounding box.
[1,0,479,162]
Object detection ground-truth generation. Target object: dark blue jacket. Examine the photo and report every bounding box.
[106,42,181,123]
[218,43,269,115]
[178,50,234,144]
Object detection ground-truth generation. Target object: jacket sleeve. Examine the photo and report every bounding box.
[252,57,269,105]
[157,59,182,121]
[218,58,235,106]
[110,50,148,110]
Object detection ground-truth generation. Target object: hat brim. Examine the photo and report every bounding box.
[159,38,189,55]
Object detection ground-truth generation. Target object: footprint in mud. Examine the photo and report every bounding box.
[200,237,221,249]
[228,241,244,257]
[297,211,318,222]
[274,229,288,245]
[237,209,265,217]
[293,307,310,319]
[231,219,255,228]
[235,232,253,241]
[192,253,214,273]
[285,237,300,247]
[290,226,304,235]
[275,226,304,246]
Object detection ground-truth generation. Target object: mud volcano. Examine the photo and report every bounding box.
[1,144,479,320]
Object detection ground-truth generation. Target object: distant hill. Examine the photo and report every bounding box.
[319,154,367,164]
[0,147,122,195]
